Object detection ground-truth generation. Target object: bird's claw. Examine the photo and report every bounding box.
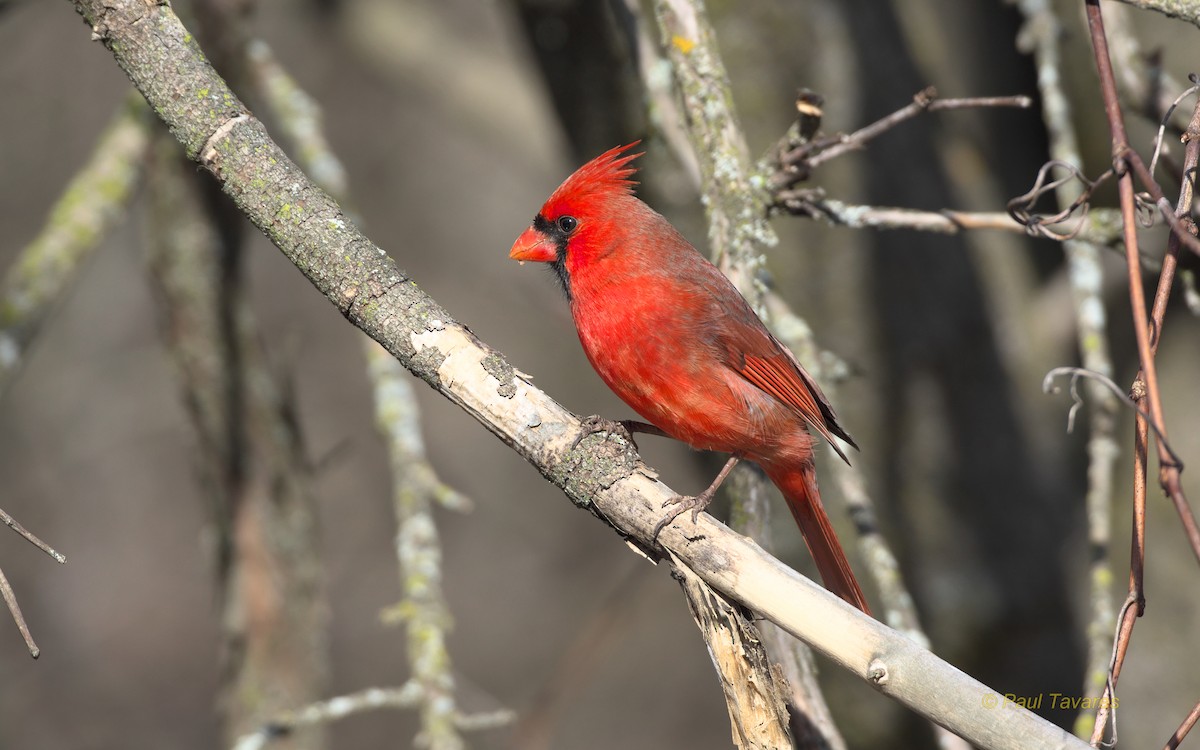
[572,415,639,451]
[651,492,713,541]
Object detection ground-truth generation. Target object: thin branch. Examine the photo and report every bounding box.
[1147,81,1200,176]
[230,684,513,750]
[1083,0,1200,742]
[0,507,66,564]
[1164,695,1200,750]
[1123,144,1200,258]
[0,91,149,399]
[0,506,58,655]
[1147,98,1200,568]
[1087,8,1153,742]
[0,565,39,658]
[769,87,1031,191]
[780,193,1126,244]
[65,3,1093,747]
[1007,159,1123,240]
[370,343,495,750]
[1042,368,1180,468]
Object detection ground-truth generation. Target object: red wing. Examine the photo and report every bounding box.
[681,258,857,460]
[740,352,853,463]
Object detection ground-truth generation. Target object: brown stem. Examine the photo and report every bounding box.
[1164,695,1200,750]
[1083,0,1200,742]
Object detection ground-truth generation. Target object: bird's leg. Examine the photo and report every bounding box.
[652,455,740,540]
[571,416,669,451]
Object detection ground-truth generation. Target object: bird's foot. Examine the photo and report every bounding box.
[650,455,739,541]
[651,487,718,541]
[572,415,642,451]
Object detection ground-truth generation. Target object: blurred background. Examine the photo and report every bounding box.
[1,0,1198,748]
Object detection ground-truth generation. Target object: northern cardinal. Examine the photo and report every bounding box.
[510,143,869,613]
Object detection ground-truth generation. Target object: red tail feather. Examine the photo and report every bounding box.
[764,463,870,614]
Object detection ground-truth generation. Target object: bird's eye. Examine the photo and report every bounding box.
[557,216,579,234]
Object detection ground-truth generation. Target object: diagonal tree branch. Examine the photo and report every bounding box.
[64,1,1090,748]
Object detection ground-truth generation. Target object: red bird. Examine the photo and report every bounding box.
[510,143,869,613]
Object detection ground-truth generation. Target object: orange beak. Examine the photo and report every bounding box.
[509,226,557,263]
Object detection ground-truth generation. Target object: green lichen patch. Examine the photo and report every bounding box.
[550,434,641,509]
[481,352,517,398]
[409,345,447,388]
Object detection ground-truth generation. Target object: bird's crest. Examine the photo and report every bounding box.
[544,142,642,211]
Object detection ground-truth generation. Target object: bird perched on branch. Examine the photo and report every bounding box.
[509,143,869,614]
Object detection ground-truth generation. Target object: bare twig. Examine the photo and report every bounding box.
[1147,99,1200,569]
[1147,81,1200,176]
[1086,4,1153,739]
[1082,1,1200,743]
[1164,695,1200,750]
[769,87,1031,191]
[0,506,61,655]
[370,344,496,750]
[1042,368,1180,467]
[0,565,39,658]
[781,192,1126,245]
[230,685,513,750]
[1007,160,1121,240]
[0,507,66,564]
